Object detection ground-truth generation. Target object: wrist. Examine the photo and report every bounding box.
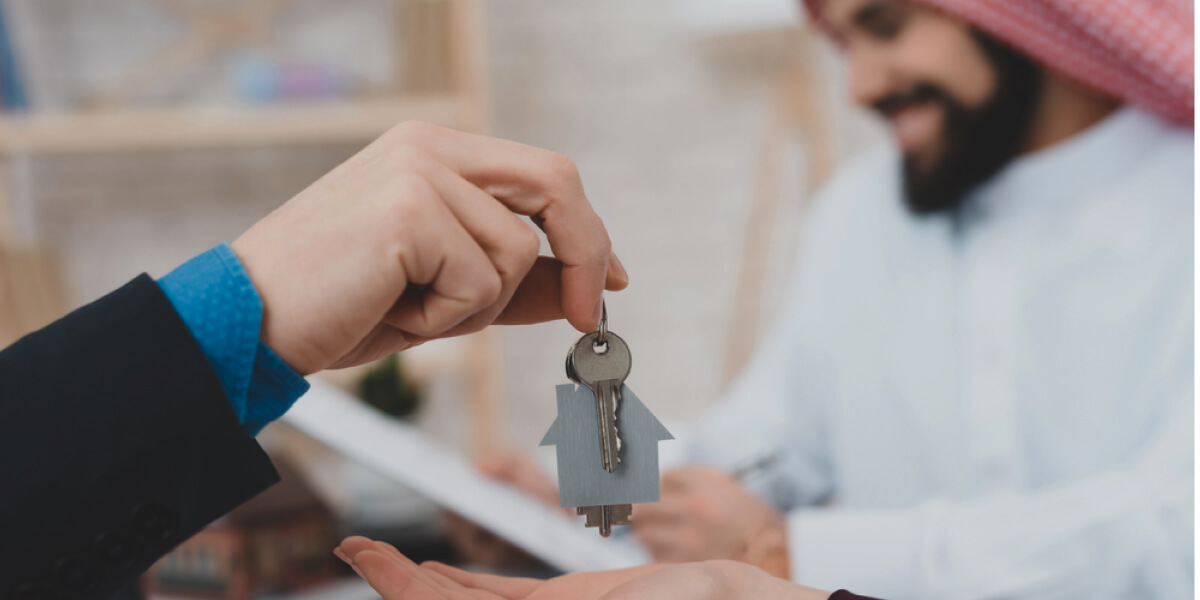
[228,237,317,375]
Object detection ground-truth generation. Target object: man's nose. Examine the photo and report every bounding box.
[848,50,893,108]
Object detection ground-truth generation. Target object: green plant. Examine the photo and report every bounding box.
[357,353,421,419]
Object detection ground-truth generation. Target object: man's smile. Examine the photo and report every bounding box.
[886,100,943,155]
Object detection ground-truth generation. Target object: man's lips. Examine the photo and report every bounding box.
[885,101,942,153]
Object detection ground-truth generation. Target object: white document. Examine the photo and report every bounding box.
[281,379,650,573]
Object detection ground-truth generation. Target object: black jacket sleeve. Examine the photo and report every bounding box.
[0,275,281,600]
[829,590,886,600]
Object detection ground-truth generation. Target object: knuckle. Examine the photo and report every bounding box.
[389,143,436,175]
[493,222,540,277]
[389,174,440,221]
[474,271,503,306]
[521,224,542,253]
[544,151,581,185]
[581,228,612,269]
[513,225,542,265]
[387,120,441,143]
[597,236,613,265]
[392,169,438,201]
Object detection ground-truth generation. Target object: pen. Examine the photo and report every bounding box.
[732,452,780,481]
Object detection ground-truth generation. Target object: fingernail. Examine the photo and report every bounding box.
[609,251,629,284]
[593,297,604,327]
[334,548,364,578]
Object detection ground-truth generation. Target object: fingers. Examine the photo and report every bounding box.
[340,537,474,600]
[599,562,826,600]
[423,561,542,599]
[493,257,565,324]
[340,535,397,560]
[506,161,615,332]
[232,121,628,373]
[606,251,630,291]
[347,549,459,600]
[492,256,628,326]
[382,174,503,337]
[386,121,627,332]
[416,159,541,337]
[597,563,756,600]
[328,321,423,370]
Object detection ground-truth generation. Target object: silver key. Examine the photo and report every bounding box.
[567,331,630,472]
[565,301,634,536]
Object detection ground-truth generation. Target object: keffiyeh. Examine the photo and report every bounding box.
[804,0,1194,125]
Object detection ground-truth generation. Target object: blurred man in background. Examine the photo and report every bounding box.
[465,0,1194,597]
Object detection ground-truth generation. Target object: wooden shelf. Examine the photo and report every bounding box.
[0,95,465,155]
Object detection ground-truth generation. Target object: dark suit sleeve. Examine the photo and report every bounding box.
[0,275,281,600]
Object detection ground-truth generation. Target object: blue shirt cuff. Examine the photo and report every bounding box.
[158,243,309,436]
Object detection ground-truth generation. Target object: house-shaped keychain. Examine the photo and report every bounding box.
[540,383,673,511]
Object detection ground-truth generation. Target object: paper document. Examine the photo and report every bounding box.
[282,380,650,573]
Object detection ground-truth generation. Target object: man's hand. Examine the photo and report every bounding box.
[336,536,830,600]
[634,466,786,566]
[231,121,628,375]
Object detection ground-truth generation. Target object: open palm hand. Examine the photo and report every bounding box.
[337,536,829,600]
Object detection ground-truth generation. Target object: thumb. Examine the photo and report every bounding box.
[494,256,628,326]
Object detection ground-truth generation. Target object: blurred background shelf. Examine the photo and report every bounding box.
[0,0,491,357]
[0,95,467,154]
[0,0,487,240]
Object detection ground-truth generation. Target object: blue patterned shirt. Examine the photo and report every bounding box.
[157,243,309,436]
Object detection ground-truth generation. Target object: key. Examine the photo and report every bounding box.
[567,330,631,472]
[564,301,634,536]
[576,504,633,537]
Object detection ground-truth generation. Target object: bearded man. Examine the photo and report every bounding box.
[636,0,1194,597]
[414,0,1194,598]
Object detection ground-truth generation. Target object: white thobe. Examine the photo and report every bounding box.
[688,108,1194,599]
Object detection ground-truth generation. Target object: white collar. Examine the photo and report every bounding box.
[966,107,1174,217]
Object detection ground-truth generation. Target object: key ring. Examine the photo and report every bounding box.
[597,299,608,345]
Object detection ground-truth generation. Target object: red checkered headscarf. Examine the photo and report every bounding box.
[803,0,1195,126]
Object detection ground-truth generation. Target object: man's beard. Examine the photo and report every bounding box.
[876,33,1043,215]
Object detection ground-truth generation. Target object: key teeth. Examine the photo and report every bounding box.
[614,391,622,462]
[577,505,634,536]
